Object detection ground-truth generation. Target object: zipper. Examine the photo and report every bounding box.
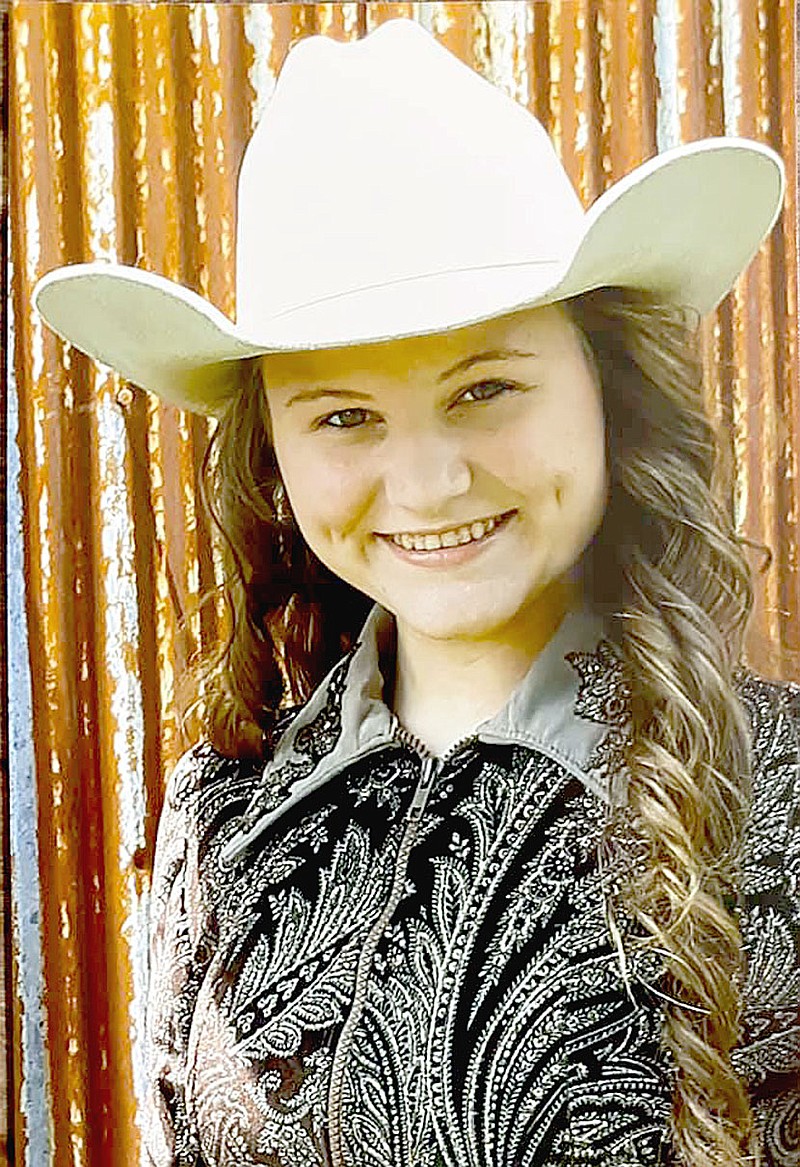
[390,713,478,773]
[407,754,437,816]
[326,720,476,1165]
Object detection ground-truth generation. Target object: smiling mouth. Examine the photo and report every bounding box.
[378,510,517,552]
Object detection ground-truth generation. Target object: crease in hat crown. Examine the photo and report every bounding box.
[32,16,786,417]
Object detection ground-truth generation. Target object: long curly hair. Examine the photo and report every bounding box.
[177,286,757,1167]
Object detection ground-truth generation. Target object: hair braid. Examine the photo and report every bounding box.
[570,288,757,1167]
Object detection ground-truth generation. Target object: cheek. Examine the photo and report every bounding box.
[275,441,373,539]
[512,414,607,520]
[558,413,609,514]
[500,403,607,499]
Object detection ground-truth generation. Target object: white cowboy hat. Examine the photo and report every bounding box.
[33,17,785,419]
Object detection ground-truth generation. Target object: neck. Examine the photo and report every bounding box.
[391,577,576,756]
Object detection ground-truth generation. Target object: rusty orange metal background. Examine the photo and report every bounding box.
[5,3,797,1165]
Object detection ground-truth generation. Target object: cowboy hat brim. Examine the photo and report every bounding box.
[32,137,785,419]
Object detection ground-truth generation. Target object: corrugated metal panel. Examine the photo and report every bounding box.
[6,3,796,1163]
[2,8,14,1165]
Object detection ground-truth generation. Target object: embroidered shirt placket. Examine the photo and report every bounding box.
[326,724,473,1167]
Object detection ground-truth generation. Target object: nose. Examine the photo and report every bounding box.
[382,428,472,515]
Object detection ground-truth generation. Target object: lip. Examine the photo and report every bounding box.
[376,509,517,566]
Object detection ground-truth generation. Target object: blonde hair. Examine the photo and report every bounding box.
[569,289,756,1166]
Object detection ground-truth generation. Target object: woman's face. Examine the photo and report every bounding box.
[262,303,608,646]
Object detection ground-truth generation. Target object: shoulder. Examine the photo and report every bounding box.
[735,671,800,874]
[731,670,800,1090]
[737,668,800,774]
[153,717,309,892]
[159,705,310,829]
[161,738,264,806]
[733,669,800,904]
[153,740,267,890]
[158,732,292,826]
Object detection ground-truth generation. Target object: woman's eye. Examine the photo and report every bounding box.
[316,407,374,430]
[456,379,520,404]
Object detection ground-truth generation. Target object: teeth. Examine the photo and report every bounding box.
[389,514,507,551]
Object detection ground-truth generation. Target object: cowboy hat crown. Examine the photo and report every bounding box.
[33,17,785,417]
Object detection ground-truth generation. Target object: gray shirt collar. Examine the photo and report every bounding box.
[223,603,617,863]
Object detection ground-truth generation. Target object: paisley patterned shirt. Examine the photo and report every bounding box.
[142,606,800,1167]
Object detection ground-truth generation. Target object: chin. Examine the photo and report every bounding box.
[386,583,544,643]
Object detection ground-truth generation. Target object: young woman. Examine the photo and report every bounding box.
[33,18,797,1167]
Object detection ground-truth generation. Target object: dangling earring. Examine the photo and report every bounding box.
[273,479,292,524]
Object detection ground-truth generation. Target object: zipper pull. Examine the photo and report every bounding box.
[407,755,438,820]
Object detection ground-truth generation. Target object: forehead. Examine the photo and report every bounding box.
[261,302,575,389]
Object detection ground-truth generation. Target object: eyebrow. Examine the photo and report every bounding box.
[437,348,539,382]
[283,348,538,406]
[284,387,374,407]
